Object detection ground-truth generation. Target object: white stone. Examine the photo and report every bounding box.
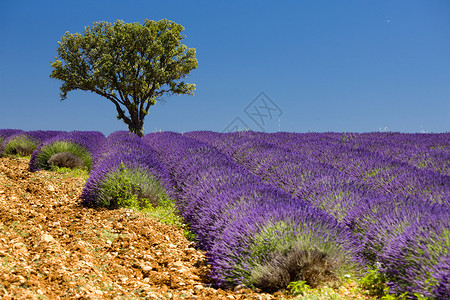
[41,234,54,243]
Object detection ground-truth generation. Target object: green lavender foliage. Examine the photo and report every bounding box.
[2,135,39,157]
[247,220,358,291]
[35,141,92,170]
[97,163,165,209]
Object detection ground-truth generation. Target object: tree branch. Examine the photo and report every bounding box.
[143,84,157,106]
[139,96,145,121]
[111,72,129,106]
[92,88,124,106]
[109,96,131,125]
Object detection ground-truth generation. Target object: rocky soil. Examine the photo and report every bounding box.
[0,157,370,299]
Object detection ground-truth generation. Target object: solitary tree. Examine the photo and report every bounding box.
[50,19,198,137]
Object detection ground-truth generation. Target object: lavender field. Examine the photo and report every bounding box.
[1,129,449,299]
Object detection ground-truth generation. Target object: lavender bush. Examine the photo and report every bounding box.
[344,195,450,265]
[81,131,173,209]
[29,131,105,171]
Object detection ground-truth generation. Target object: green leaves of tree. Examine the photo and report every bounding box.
[50,19,198,136]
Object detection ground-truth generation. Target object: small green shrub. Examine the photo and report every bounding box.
[36,141,92,170]
[97,164,161,209]
[3,135,39,157]
[49,165,89,178]
[287,280,311,296]
[356,267,428,299]
[358,267,389,297]
[98,164,172,207]
[248,221,357,292]
[48,152,86,169]
[97,163,187,229]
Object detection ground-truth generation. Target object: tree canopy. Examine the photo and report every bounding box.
[50,19,198,136]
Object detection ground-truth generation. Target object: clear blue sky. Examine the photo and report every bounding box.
[1,0,449,134]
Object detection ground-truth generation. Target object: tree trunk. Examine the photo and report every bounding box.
[127,110,145,137]
[128,121,144,137]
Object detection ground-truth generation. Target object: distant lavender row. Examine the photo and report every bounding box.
[143,132,359,290]
[363,133,449,176]
[29,131,106,171]
[185,131,376,220]
[326,132,450,176]
[257,132,450,205]
[242,131,449,176]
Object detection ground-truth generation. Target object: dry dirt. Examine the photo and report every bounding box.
[0,157,371,300]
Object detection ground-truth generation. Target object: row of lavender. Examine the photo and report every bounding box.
[1,129,448,297]
[261,131,450,177]
[331,132,449,176]
[185,131,450,298]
